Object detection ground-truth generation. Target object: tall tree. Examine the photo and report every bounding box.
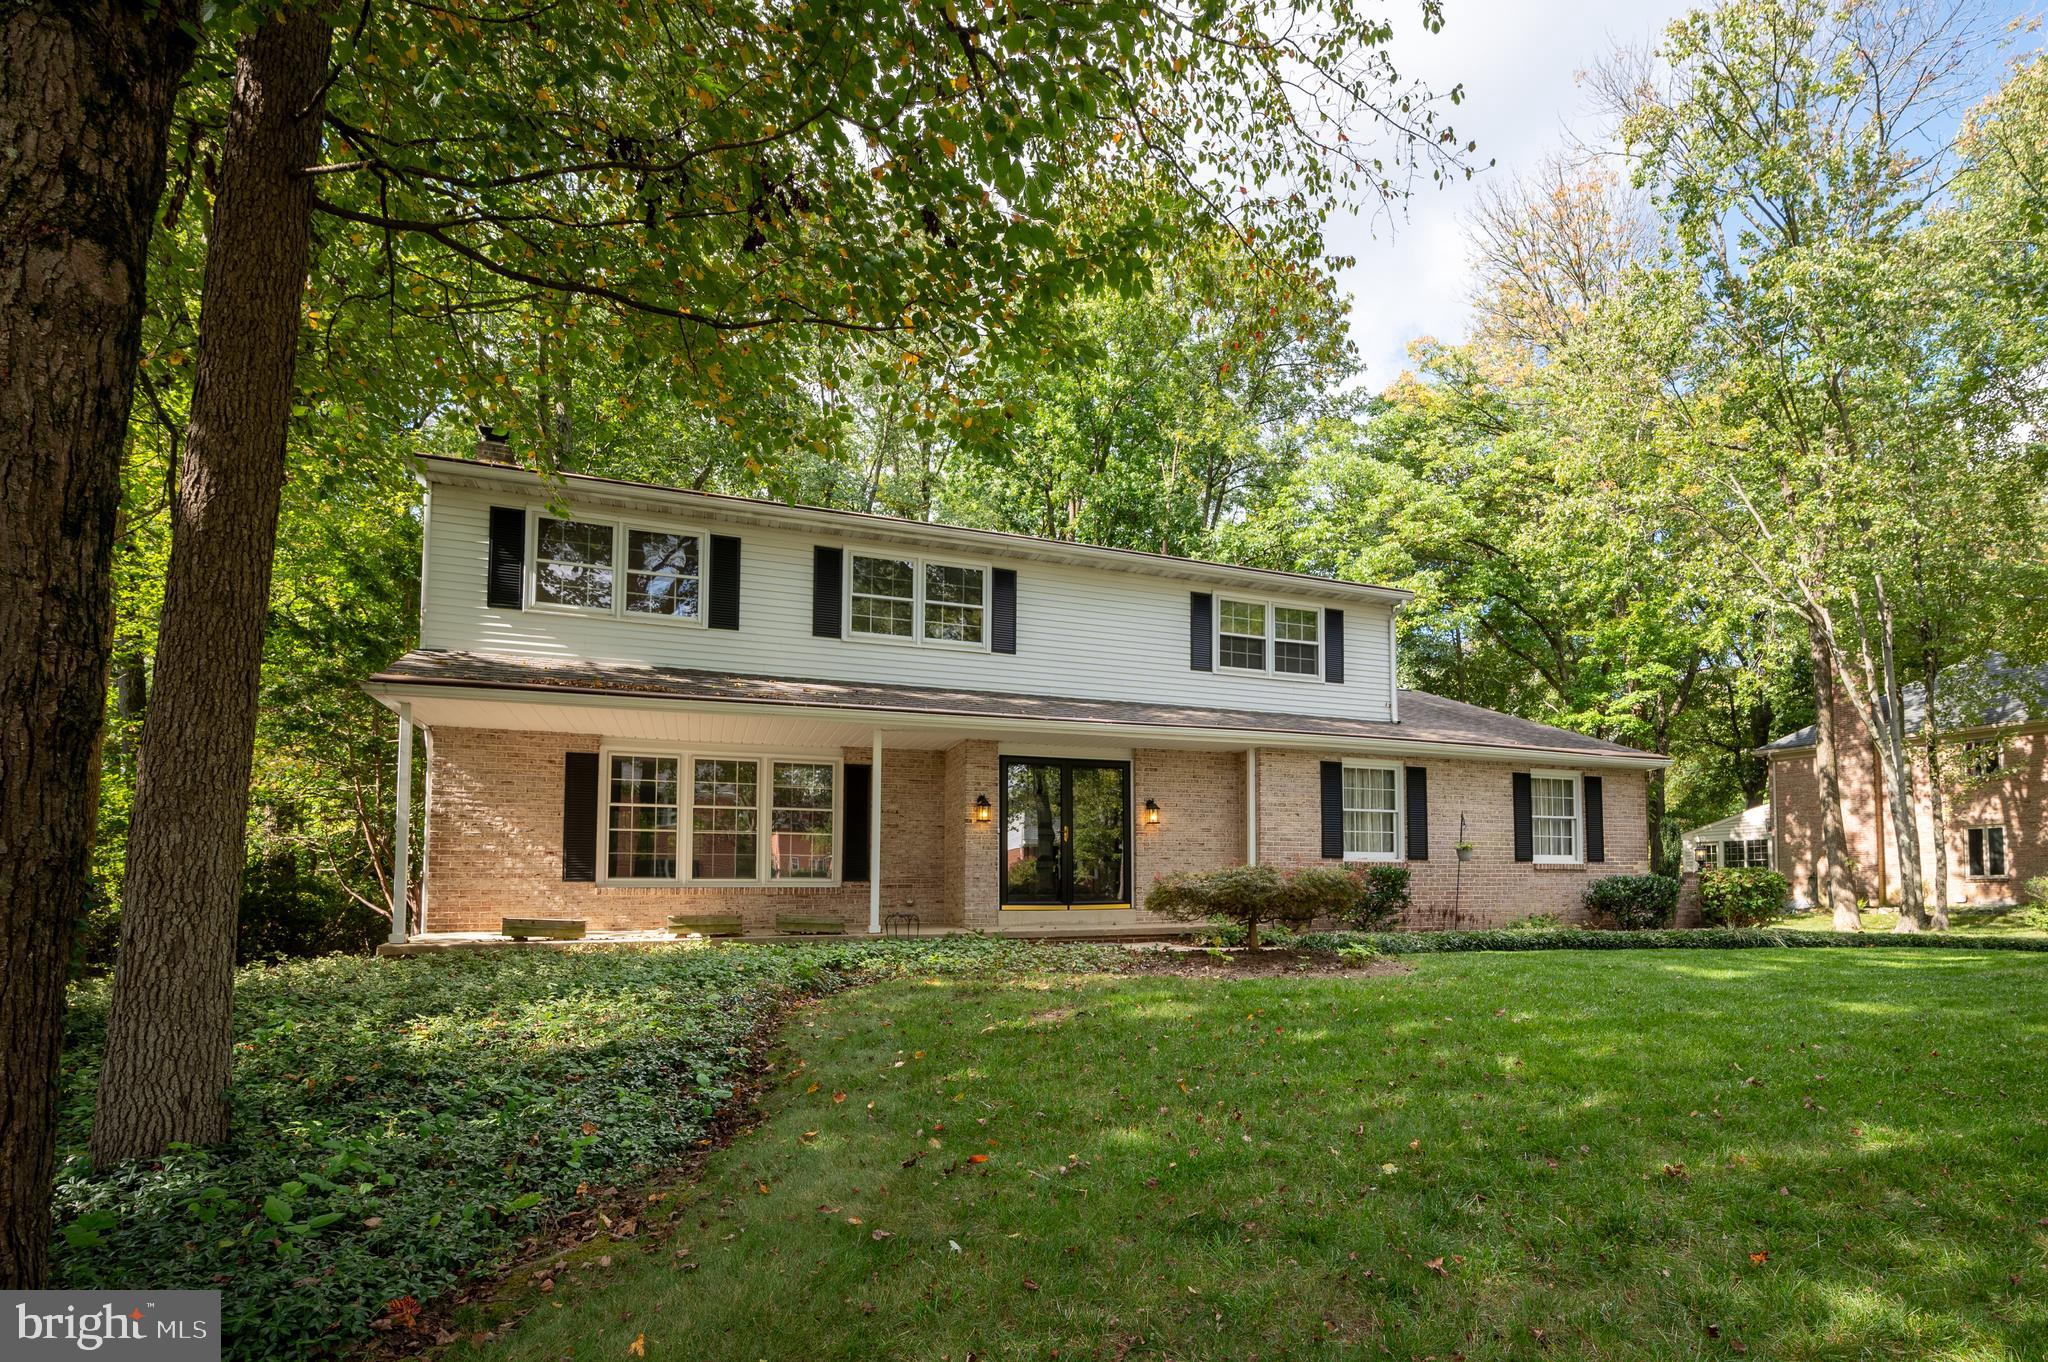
[0,0,196,1288]
[95,0,1472,1160]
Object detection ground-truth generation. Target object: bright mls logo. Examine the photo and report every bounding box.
[5,1292,219,1361]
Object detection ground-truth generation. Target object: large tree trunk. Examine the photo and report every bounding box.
[1838,582,1928,931]
[91,7,332,1167]
[0,1,195,1287]
[1806,622,1862,932]
[1920,658,1950,932]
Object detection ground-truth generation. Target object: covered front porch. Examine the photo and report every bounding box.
[368,670,1263,946]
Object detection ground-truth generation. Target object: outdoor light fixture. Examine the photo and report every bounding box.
[1143,799,1161,826]
[1693,845,1709,873]
[973,794,992,823]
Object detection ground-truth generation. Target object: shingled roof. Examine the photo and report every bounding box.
[1758,657,2048,754]
[368,649,1664,764]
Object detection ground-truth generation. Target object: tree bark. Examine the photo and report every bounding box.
[0,0,195,1287]
[91,6,332,1167]
[1806,622,1862,932]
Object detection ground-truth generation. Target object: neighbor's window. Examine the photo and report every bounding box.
[1962,740,2004,779]
[1218,599,1267,671]
[1697,842,1721,869]
[1967,825,2007,879]
[607,755,678,880]
[1274,607,1320,676]
[922,562,986,645]
[770,762,836,880]
[1530,774,1579,862]
[1722,838,1769,869]
[849,554,916,639]
[692,758,759,880]
[534,516,615,610]
[1342,765,1399,860]
[623,528,701,619]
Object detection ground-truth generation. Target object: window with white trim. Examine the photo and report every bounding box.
[1720,838,1769,869]
[769,761,835,880]
[691,758,760,880]
[534,516,615,610]
[847,552,989,648]
[606,755,678,880]
[1341,765,1399,860]
[1217,597,1321,678]
[1966,825,2007,879]
[623,527,701,619]
[1530,773,1579,863]
[1962,740,2004,778]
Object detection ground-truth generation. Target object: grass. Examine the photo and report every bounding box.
[1767,904,2048,938]
[449,949,2048,1362]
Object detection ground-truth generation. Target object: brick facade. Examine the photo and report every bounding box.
[1767,690,2044,908]
[422,727,1653,933]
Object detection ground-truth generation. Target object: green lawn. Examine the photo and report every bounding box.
[451,949,2048,1362]
[1768,905,2048,938]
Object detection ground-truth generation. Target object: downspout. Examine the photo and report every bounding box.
[869,730,882,934]
[390,701,413,944]
[1245,747,1258,865]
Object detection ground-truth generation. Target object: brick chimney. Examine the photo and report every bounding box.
[476,424,511,461]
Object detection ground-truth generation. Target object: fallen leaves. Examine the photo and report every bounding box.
[627,1333,645,1356]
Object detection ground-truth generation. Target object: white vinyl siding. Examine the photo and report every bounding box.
[1341,764,1400,860]
[422,485,1398,721]
[1530,772,1579,864]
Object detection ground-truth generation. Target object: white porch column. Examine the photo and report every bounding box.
[868,731,883,933]
[1245,746,1258,865]
[390,702,413,944]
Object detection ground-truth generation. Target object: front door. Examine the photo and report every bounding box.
[1000,758,1130,908]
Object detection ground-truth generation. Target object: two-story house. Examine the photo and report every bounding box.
[365,452,1668,939]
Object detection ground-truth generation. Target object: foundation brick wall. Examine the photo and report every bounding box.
[1252,748,1651,927]
[421,728,946,933]
[422,728,1655,933]
[1769,690,2045,907]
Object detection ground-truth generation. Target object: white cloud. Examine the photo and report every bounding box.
[1328,0,1694,386]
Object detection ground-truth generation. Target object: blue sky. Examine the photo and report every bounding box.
[1328,0,1695,386]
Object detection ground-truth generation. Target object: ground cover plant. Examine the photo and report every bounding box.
[50,939,1119,1359]
[446,948,2048,1362]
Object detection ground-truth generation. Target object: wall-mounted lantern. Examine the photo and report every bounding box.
[1143,798,1161,827]
[1693,844,1709,874]
[973,794,992,823]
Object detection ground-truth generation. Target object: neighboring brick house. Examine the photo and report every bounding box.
[364,451,1667,940]
[1759,661,2047,909]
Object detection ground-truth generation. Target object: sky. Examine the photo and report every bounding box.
[1327,0,1695,386]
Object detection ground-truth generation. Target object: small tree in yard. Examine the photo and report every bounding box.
[1149,866,1306,949]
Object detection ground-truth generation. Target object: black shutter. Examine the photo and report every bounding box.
[812,546,843,638]
[1512,772,1534,863]
[1404,765,1429,861]
[1324,608,1345,684]
[1584,775,1605,863]
[1190,593,1214,671]
[562,752,598,882]
[708,534,741,629]
[991,568,1017,654]
[842,764,872,882]
[487,506,525,609]
[1968,827,1985,877]
[1320,761,1344,860]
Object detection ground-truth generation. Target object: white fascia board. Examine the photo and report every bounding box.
[362,677,1672,771]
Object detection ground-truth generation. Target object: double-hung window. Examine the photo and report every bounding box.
[1967,826,2007,879]
[1721,838,1769,868]
[602,751,839,885]
[533,514,705,623]
[1341,764,1400,860]
[1217,597,1320,678]
[848,552,988,648]
[534,516,616,611]
[1530,772,1580,863]
[1962,740,2004,778]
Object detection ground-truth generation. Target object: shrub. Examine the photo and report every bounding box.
[1699,868,1789,927]
[2024,874,2048,910]
[1583,874,1680,930]
[1147,864,1311,948]
[1342,864,1411,930]
[1507,911,1567,931]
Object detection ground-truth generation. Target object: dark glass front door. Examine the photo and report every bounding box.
[1000,758,1130,907]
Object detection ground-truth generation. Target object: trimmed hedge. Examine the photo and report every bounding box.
[1291,927,2048,954]
[1583,873,1679,930]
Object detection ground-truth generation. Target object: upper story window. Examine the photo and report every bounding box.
[1962,740,2004,778]
[848,552,988,649]
[1217,597,1320,678]
[1342,764,1400,860]
[534,514,703,623]
[1530,771,1580,863]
